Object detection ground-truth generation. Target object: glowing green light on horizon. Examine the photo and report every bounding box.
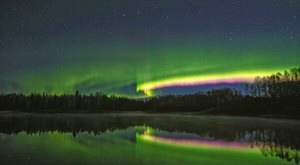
[11,38,300,97]
[136,70,285,96]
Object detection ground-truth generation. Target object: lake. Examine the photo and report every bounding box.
[0,112,299,165]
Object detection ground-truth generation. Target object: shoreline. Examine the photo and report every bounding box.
[1,110,299,121]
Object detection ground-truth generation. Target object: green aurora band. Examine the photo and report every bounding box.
[1,0,300,97]
[15,38,300,97]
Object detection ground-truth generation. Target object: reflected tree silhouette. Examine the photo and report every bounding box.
[0,113,299,165]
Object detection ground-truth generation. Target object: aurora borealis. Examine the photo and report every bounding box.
[1,0,299,97]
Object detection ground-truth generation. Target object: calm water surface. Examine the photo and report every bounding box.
[0,113,299,165]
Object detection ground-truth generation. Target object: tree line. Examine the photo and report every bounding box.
[0,67,299,117]
[0,88,242,113]
[0,91,146,112]
[246,67,300,97]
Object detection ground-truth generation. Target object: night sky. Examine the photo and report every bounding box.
[1,0,299,97]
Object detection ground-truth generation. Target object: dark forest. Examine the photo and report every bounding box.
[1,67,300,118]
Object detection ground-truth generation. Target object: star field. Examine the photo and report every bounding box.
[0,0,299,97]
